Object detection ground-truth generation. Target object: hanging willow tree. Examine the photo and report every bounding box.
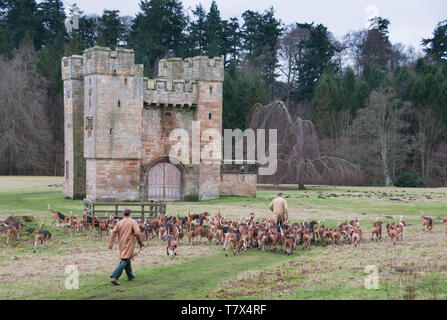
[249,101,364,187]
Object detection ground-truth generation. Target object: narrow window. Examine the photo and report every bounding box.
[118,100,121,107]
[209,113,212,120]
[210,86,213,94]
[65,161,69,180]
[86,117,93,137]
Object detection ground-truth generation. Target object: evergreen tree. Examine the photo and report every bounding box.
[393,66,415,101]
[0,25,11,56]
[188,3,207,56]
[204,0,223,58]
[37,0,66,47]
[129,0,187,76]
[0,1,7,22]
[363,65,390,90]
[359,17,392,71]
[97,10,126,49]
[241,7,282,100]
[78,14,99,49]
[222,17,241,66]
[223,63,267,129]
[2,0,43,49]
[294,22,337,101]
[351,79,370,115]
[422,20,447,61]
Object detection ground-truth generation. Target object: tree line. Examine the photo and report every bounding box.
[0,0,446,187]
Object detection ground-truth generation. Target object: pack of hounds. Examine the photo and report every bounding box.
[1,220,52,253]
[2,206,446,259]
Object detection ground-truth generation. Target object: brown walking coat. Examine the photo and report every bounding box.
[269,196,289,224]
[109,217,143,259]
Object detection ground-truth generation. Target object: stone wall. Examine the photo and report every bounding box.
[220,173,257,197]
[220,162,258,197]
[141,106,196,164]
[140,105,200,201]
[86,159,140,201]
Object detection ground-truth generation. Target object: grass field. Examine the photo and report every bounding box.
[0,176,447,300]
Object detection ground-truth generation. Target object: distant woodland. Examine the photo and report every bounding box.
[0,0,446,187]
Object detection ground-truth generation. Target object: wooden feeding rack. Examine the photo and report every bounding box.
[83,199,166,221]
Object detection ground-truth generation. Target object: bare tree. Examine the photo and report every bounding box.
[342,30,368,73]
[0,45,54,175]
[431,142,447,187]
[250,101,364,188]
[345,91,409,185]
[278,24,310,105]
[416,108,442,185]
[389,43,409,70]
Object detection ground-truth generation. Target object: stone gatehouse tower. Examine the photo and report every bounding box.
[62,46,257,201]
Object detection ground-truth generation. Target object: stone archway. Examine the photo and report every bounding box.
[147,161,183,201]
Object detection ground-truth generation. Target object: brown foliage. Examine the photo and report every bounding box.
[0,46,54,175]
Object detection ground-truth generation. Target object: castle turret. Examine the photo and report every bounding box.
[62,55,85,199]
[192,57,224,200]
[82,47,144,200]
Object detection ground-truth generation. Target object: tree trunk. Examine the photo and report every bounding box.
[298,183,306,190]
[380,99,392,186]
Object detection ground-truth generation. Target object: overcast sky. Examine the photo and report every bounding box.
[64,0,446,50]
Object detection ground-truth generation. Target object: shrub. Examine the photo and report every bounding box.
[394,171,424,188]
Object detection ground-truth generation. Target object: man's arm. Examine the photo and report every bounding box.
[132,221,143,247]
[108,224,118,249]
[283,199,288,215]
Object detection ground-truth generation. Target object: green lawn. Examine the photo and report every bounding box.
[1,177,447,300]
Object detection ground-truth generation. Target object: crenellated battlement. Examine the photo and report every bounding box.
[143,77,198,107]
[142,56,223,107]
[143,78,198,92]
[158,56,224,82]
[82,46,136,76]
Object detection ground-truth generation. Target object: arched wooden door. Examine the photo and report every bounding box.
[147,162,182,201]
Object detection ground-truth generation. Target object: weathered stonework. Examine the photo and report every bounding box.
[220,163,258,198]
[62,46,257,201]
[62,55,86,199]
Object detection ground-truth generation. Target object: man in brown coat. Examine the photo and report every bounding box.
[269,193,289,226]
[108,209,143,285]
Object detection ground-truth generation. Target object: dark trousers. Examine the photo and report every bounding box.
[277,216,284,226]
[111,259,135,280]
